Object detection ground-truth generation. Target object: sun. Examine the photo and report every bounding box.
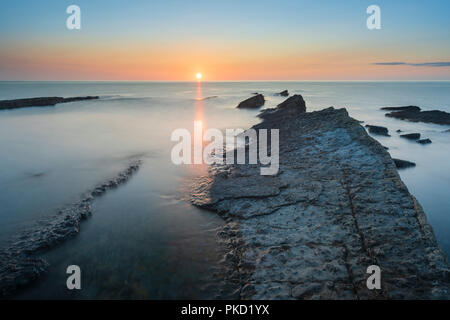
[196,72,203,81]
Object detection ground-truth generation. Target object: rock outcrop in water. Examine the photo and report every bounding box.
[0,160,141,298]
[191,98,450,299]
[383,106,450,125]
[0,96,99,110]
[236,94,265,109]
[365,125,390,137]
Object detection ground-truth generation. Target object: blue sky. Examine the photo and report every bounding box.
[0,0,449,80]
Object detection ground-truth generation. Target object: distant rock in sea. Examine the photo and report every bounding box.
[393,158,416,169]
[384,106,450,125]
[417,138,432,144]
[400,133,421,140]
[236,94,265,109]
[0,96,99,110]
[278,90,289,96]
[365,125,390,136]
[381,106,421,112]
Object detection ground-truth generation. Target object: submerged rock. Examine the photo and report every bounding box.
[0,96,99,110]
[417,139,432,144]
[191,102,449,299]
[0,160,141,298]
[237,94,265,109]
[365,125,390,136]
[400,133,421,140]
[393,158,416,169]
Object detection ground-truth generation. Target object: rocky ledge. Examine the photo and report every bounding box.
[382,106,450,125]
[191,99,449,299]
[0,96,99,110]
[0,160,141,298]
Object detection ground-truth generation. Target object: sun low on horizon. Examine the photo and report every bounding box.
[196,73,203,81]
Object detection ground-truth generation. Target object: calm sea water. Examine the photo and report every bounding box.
[0,81,449,299]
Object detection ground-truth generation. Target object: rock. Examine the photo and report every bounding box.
[417,139,432,144]
[393,158,416,169]
[257,94,306,120]
[277,94,306,112]
[191,105,449,299]
[385,108,450,125]
[0,96,99,110]
[0,159,141,298]
[237,94,265,109]
[400,133,421,140]
[396,129,402,133]
[365,125,390,136]
[381,106,421,112]
[278,90,289,96]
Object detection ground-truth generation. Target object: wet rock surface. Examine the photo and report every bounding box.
[365,125,390,137]
[191,103,450,299]
[0,96,99,110]
[0,160,141,298]
[237,94,265,109]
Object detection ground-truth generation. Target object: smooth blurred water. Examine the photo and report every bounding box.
[0,81,449,299]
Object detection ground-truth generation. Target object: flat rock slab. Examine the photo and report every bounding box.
[0,96,99,110]
[385,108,450,125]
[191,106,450,299]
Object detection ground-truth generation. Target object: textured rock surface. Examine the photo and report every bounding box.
[237,94,265,109]
[191,104,450,299]
[0,160,141,298]
[0,96,99,110]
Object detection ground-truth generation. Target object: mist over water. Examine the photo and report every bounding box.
[0,81,449,298]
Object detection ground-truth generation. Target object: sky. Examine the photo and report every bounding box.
[0,0,449,81]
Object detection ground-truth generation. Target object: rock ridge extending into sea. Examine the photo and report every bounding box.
[191,99,450,299]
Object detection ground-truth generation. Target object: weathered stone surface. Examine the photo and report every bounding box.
[191,104,450,299]
[237,94,265,109]
[0,160,141,298]
[393,159,416,169]
[0,96,99,110]
[385,107,450,125]
[365,125,390,137]
[400,133,421,140]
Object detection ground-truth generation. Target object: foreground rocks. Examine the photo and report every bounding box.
[383,106,450,125]
[237,94,265,109]
[0,160,141,298]
[0,96,99,110]
[191,100,449,299]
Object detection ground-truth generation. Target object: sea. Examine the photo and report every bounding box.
[0,81,449,299]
